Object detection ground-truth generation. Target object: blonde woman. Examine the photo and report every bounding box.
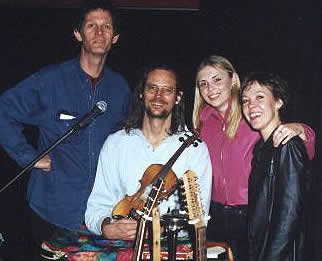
[193,55,315,260]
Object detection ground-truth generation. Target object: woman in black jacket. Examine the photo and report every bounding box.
[240,72,310,261]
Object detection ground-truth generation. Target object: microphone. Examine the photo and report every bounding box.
[73,101,107,131]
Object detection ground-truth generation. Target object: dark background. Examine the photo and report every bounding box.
[0,1,321,260]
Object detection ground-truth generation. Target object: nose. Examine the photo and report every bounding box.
[154,88,162,97]
[207,81,218,90]
[95,25,104,35]
[248,99,258,108]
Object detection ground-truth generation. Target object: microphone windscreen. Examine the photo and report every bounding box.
[96,101,107,113]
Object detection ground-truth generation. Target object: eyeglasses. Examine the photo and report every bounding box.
[145,85,176,96]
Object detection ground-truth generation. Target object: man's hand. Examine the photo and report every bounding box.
[34,155,52,172]
[273,123,306,147]
[102,218,138,241]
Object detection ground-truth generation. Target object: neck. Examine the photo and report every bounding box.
[141,115,172,148]
[218,106,227,118]
[217,99,230,118]
[79,49,107,78]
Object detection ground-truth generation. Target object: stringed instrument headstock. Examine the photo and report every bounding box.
[179,170,207,260]
[178,132,202,148]
[179,170,206,228]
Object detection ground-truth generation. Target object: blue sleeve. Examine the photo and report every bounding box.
[0,72,47,166]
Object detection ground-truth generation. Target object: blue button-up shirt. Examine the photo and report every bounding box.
[0,58,130,229]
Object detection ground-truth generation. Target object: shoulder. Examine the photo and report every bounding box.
[102,129,140,149]
[38,58,76,74]
[103,67,130,89]
[238,118,259,138]
[26,58,77,84]
[279,136,308,162]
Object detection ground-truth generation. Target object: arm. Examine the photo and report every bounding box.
[85,136,137,240]
[273,123,315,160]
[263,138,307,260]
[0,73,50,169]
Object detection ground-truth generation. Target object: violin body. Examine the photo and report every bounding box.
[112,164,178,218]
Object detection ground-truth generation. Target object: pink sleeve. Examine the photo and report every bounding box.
[301,123,315,160]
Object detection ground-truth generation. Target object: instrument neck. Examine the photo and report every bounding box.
[194,226,207,261]
[132,219,147,261]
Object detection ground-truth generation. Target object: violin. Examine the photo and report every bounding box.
[112,164,177,218]
[112,133,201,219]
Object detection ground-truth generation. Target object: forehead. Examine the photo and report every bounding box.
[84,9,113,23]
[146,69,176,85]
[197,65,228,80]
[243,81,272,96]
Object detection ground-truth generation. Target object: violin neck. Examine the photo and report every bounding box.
[159,142,188,179]
[158,134,198,180]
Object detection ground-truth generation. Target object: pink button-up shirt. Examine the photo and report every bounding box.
[200,105,315,205]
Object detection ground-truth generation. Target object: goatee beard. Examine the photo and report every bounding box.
[145,107,170,119]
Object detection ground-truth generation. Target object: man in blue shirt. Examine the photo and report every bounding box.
[0,0,130,257]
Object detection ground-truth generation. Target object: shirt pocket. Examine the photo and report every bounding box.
[54,110,84,145]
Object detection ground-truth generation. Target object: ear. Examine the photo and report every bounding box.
[176,91,183,104]
[276,98,284,111]
[112,34,119,44]
[73,29,83,42]
[231,72,239,88]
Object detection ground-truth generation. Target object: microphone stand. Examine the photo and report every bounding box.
[1,121,89,193]
[162,210,188,261]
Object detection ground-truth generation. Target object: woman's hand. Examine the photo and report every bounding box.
[273,123,306,147]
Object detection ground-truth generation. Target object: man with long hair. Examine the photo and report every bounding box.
[85,64,212,241]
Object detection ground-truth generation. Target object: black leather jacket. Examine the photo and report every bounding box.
[248,132,309,261]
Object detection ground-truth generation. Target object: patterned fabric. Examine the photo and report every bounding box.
[40,227,193,261]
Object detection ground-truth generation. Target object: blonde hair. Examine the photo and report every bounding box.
[192,55,242,138]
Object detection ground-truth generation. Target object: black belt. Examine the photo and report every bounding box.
[210,201,248,215]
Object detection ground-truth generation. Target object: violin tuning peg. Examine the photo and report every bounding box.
[179,137,184,142]
[197,138,202,143]
[193,142,198,147]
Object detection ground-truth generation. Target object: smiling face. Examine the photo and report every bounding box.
[196,65,236,116]
[241,82,283,141]
[74,9,119,57]
[142,69,182,120]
